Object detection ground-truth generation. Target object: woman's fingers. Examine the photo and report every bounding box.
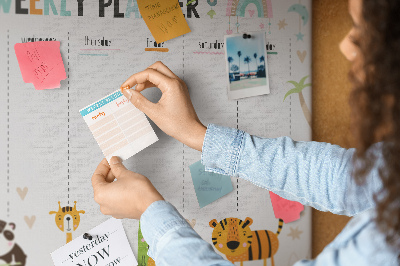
[91,159,110,189]
[129,61,180,92]
[119,61,205,151]
[105,168,116,183]
[147,61,179,79]
[135,81,156,92]
[109,156,130,178]
[120,68,173,93]
[121,89,159,118]
[120,67,177,117]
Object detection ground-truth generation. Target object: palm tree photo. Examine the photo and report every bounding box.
[260,55,265,71]
[227,56,234,73]
[226,32,268,93]
[244,56,251,77]
[237,51,242,77]
[253,53,258,73]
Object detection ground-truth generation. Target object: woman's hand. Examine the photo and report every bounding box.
[120,61,206,151]
[91,157,164,219]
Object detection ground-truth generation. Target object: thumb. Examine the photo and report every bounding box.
[122,89,155,117]
[109,156,129,178]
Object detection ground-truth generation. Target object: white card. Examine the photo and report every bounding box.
[79,90,158,162]
[51,218,137,266]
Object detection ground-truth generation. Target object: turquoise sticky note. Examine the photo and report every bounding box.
[189,160,233,208]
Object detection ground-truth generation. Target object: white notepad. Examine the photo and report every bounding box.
[51,218,137,266]
[80,90,158,161]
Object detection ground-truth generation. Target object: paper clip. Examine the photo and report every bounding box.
[120,85,130,93]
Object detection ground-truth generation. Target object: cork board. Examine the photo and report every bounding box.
[312,0,353,257]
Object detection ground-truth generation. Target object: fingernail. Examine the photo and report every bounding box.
[110,156,122,165]
[123,89,133,100]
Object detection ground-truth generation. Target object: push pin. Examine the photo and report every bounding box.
[83,233,94,240]
[242,33,252,39]
[120,85,130,93]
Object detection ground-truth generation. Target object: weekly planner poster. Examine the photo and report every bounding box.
[0,0,312,265]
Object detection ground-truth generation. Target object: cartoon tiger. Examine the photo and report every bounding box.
[209,217,284,266]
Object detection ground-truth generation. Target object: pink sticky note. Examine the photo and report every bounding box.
[14,41,66,90]
[269,191,304,223]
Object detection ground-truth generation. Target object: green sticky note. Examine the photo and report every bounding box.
[189,160,233,208]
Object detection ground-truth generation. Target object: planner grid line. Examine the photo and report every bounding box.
[236,101,239,212]
[182,36,185,213]
[67,31,70,204]
[7,29,10,217]
[290,38,292,136]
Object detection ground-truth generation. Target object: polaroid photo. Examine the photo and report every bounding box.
[224,31,270,100]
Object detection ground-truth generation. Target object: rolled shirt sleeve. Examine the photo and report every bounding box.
[201,124,382,216]
[140,200,233,266]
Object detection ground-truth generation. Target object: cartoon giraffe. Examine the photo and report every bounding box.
[49,201,85,243]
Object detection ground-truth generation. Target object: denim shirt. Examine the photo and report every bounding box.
[140,124,399,265]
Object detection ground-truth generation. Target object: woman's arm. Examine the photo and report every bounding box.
[141,201,233,266]
[91,157,233,266]
[119,62,382,217]
[202,124,382,216]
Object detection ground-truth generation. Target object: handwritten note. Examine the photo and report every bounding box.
[79,90,158,162]
[269,191,304,223]
[189,160,233,208]
[51,218,137,266]
[137,0,191,43]
[14,41,66,90]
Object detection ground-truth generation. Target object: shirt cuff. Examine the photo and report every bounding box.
[140,200,191,259]
[201,124,245,176]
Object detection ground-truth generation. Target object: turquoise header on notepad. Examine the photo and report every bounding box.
[80,91,122,117]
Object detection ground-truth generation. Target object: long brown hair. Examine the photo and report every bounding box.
[350,0,400,252]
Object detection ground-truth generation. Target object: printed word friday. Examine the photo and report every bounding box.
[0,0,200,18]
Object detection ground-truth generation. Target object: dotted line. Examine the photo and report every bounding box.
[299,0,302,33]
[67,32,70,205]
[289,38,292,136]
[182,36,185,212]
[290,99,292,136]
[289,38,292,77]
[236,101,239,212]
[7,29,10,218]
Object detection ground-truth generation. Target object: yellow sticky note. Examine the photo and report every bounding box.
[137,0,191,43]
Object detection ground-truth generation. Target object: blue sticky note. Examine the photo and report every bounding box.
[189,160,233,208]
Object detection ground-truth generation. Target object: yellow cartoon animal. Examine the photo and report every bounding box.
[49,201,85,243]
[209,217,283,266]
[147,257,156,266]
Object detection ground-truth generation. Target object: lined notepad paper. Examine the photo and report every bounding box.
[80,90,158,161]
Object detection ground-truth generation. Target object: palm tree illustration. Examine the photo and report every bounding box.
[260,55,265,71]
[237,51,242,77]
[253,53,258,72]
[227,56,234,73]
[283,75,312,127]
[244,56,251,77]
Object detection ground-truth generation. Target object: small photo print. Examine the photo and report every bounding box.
[225,31,270,100]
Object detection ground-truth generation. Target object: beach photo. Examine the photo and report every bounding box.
[225,31,270,100]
